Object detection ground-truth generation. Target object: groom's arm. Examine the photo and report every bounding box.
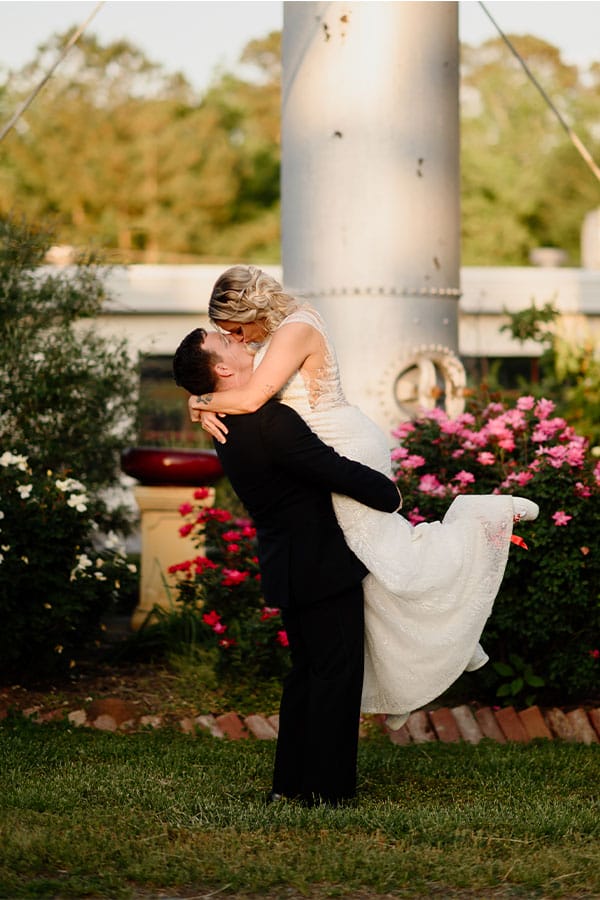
[259,402,401,513]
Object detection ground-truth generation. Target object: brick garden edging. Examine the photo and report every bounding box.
[385,704,599,745]
[5,698,600,745]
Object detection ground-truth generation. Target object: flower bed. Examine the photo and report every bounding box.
[390,396,600,706]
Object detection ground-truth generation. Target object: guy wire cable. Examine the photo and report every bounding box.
[478,0,600,184]
[0,1,105,144]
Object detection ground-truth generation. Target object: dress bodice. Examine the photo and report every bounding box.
[253,306,347,420]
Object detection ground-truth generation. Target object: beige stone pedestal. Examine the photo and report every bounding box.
[130,485,215,630]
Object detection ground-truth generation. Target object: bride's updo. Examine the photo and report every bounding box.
[209,265,299,335]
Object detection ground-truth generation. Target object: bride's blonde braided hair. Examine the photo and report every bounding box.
[209,265,300,335]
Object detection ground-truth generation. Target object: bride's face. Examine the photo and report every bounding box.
[216,318,268,344]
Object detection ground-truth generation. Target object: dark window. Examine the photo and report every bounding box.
[138,355,211,449]
[462,356,540,391]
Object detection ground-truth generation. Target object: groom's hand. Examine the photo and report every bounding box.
[189,404,229,443]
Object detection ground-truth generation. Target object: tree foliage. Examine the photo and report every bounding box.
[501,301,600,444]
[0,27,598,264]
[0,30,281,262]
[461,35,600,265]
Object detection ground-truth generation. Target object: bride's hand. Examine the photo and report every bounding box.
[194,408,229,444]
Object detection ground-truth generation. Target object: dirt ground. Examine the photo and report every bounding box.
[0,615,209,724]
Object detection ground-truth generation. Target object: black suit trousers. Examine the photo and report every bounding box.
[272,584,365,805]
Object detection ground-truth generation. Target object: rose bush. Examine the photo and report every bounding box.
[391,396,600,705]
[0,451,137,680]
[148,489,290,681]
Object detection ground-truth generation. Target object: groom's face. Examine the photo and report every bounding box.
[203,331,254,386]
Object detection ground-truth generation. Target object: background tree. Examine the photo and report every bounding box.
[460,35,600,265]
[0,28,597,264]
[500,301,600,444]
[0,30,281,262]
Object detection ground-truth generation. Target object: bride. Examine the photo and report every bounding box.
[188,265,538,727]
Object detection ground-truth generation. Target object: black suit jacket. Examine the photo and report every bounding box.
[214,400,399,609]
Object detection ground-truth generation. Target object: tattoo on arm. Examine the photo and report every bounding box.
[196,394,213,405]
[262,384,277,399]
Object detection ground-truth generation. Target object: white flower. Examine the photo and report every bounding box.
[1,544,9,552]
[0,554,3,564]
[67,493,88,512]
[70,552,94,580]
[0,511,4,520]
[127,563,137,573]
[103,531,119,549]
[16,484,33,499]
[20,555,29,564]
[56,477,86,493]
[0,451,28,470]
[103,531,125,555]
[94,572,107,581]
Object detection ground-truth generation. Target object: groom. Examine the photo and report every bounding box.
[173,328,401,806]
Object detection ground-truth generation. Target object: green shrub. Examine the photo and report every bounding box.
[137,490,291,682]
[501,301,600,445]
[0,216,142,680]
[0,452,137,680]
[392,395,600,705]
[0,216,139,509]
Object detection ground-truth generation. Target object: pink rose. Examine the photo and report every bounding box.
[517,396,535,411]
[575,482,591,498]
[260,606,280,621]
[418,474,446,496]
[453,470,475,486]
[221,568,249,586]
[535,398,556,420]
[407,507,426,525]
[552,510,572,526]
[402,454,426,470]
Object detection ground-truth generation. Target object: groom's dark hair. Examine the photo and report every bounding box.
[173,328,219,395]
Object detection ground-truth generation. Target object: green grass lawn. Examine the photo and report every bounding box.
[1,715,598,899]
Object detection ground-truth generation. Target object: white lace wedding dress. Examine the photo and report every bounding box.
[254,307,514,718]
